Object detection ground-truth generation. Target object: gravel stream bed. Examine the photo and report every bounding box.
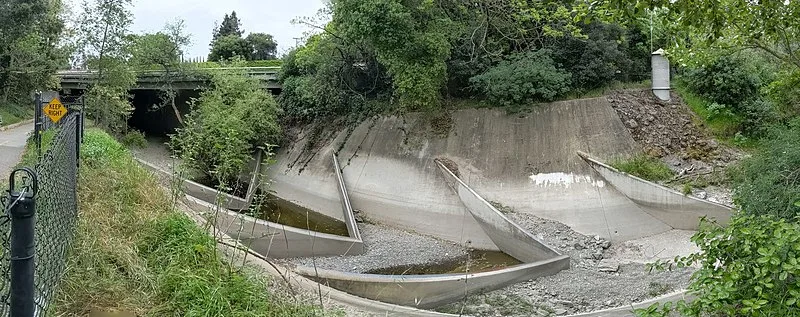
[287,222,470,273]
[437,212,694,316]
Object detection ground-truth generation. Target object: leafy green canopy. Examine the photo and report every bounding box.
[643,215,800,316]
[0,0,67,108]
[208,11,278,62]
[172,66,281,183]
[280,0,655,123]
[470,50,572,106]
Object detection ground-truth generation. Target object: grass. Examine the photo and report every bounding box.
[673,81,758,148]
[611,154,675,182]
[0,103,35,127]
[51,128,327,316]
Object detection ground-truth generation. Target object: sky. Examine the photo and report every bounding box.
[68,0,327,59]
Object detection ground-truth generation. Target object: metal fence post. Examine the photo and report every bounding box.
[34,93,42,161]
[75,110,81,172]
[7,168,38,317]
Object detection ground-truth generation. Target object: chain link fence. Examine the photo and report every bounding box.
[0,102,82,316]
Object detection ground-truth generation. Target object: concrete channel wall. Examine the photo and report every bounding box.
[268,98,680,243]
[436,160,564,263]
[294,255,569,309]
[137,157,366,258]
[578,151,732,229]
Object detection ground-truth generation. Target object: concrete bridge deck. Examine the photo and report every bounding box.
[57,66,280,90]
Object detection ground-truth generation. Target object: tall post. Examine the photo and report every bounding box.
[7,168,38,317]
[75,111,81,172]
[34,92,42,161]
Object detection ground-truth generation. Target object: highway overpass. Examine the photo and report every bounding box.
[57,66,281,91]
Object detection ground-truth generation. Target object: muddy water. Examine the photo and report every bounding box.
[364,250,522,275]
[250,195,350,237]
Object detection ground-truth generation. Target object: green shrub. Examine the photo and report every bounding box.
[732,122,800,219]
[172,68,281,183]
[611,154,675,182]
[641,214,800,316]
[470,49,572,106]
[683,54,765,108]
[120,130,147,148]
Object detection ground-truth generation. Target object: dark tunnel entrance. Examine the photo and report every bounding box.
[128,89,199,137]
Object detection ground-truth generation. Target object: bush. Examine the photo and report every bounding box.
[470,49,572,106]
[641,215,800,316]
[683,54,765,108]
[172,67,281,183]
[611,154,675,182]
[732,122,800,219]
[120,130,147,148]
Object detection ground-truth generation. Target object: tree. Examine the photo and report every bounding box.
[128,20,191,125]
[245,33,277,60]
[0,0,68,106]
[77,0,135,133]
[172,65,281,185]
[208,35,250,62]
[213,11,244,40]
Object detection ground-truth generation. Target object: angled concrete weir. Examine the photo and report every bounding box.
[293,256,570,309]
[435,160,565,263]
[136,158,251,210]
[291,159,569,309]
[578,151,732,229]
[137,156,366,258]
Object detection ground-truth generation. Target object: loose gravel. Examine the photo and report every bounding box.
[288,222,469,273]
[437,212,695,316]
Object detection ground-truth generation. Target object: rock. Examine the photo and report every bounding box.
[626,119,639,129]
[573,241,586,250]
[697,191,708,199]
[646,115,656,122]
[705,139,719,150]
[592,252,604,260]
[353,209,365,223]
[598,259,620,272]
[554,308,568,315]
[593,235,601,241]
[599,240,611,249]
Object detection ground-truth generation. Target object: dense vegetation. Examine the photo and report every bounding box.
[2,0,800,316]
[0,0,68,126]
[278,0,657,123]
[53,128,324,316]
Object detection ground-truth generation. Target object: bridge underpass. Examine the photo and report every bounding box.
[56,66,281,137]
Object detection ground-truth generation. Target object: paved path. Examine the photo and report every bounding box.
[0,122,32,178]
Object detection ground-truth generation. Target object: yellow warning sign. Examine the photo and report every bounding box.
[44,98,67,123]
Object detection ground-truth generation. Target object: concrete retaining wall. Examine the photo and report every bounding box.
[436,160,563,263]
[578,151,732,229]
[269,98,678,243]
[294,255,570,309]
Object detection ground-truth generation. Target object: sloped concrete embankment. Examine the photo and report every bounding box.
[269,97,676,243]
[578,151,732,228]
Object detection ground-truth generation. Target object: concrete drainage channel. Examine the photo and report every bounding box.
[136,150,732,316]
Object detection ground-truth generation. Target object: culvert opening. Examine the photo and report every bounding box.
[364,250,521,275]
